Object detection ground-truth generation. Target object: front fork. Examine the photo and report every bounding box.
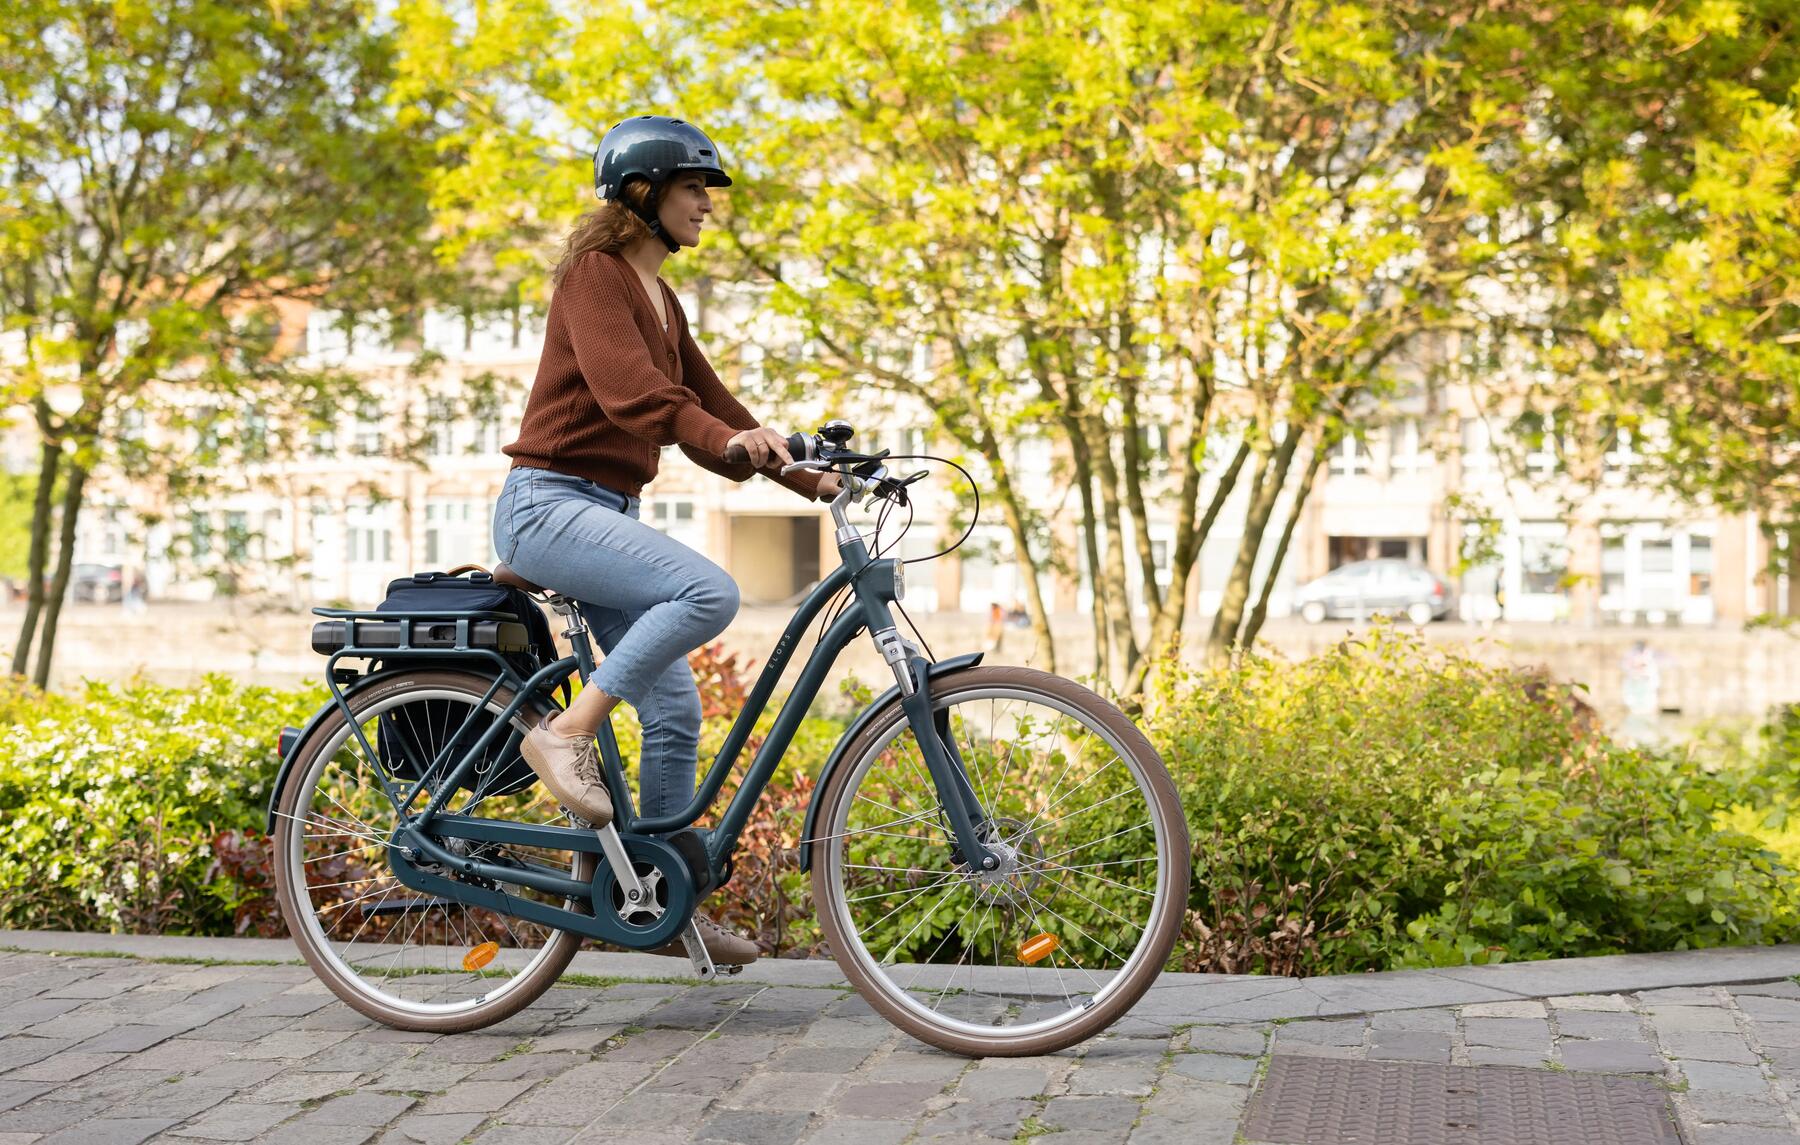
[876,627,999,873]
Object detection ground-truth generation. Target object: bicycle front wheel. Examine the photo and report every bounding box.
[811,665,1189,1056]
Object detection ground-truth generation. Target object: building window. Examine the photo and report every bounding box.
[1603,425,1639,477]
[1389,418,1431,476]
[650,499,701,548]
[1519,524,1568,595]
[1460,417,1494,474]
[1689,535,1713,596]
[426,396,456,457]
[347,526,392,564]
[424,499,487,567]
[224,511,249,562]
[1328,434,1369,478]
[1521,415,1560,479]
[351,399,383,457]
[243,403,269,462]
[1602,530,1627,597]
[189,512,212,558]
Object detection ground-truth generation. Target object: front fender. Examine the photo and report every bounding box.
[798,652,982,871]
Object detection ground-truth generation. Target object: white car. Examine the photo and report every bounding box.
[1293,559,1454,625]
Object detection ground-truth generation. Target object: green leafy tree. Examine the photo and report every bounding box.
[394,0,1793,684]
[1460,1,1798,620]
[0,0,444,686]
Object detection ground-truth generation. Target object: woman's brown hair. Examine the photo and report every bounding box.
[551,177,662,287]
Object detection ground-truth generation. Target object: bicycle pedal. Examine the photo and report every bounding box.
[681,919,720,981]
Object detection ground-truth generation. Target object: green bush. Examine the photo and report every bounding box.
[0,650,852,951]
[1149,625,1797,975]
[0,674,324,935]
[4,629,1791,977]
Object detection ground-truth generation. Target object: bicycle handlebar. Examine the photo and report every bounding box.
[722,421,919,506]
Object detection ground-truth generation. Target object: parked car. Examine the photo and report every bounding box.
[71,563,124,603]
[1293,559,1453,625]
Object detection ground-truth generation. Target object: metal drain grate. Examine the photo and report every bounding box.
[1241,1056,1683,1145]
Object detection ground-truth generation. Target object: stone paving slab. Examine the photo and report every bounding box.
[0,934,1797,1142]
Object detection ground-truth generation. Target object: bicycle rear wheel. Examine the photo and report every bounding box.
[272,669,592,1032]
[811,665,1189,1056]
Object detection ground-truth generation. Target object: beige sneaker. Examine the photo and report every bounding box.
[519,715,613,827]
[653,916,761,965]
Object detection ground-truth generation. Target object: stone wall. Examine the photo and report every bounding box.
[5,601,1795,731]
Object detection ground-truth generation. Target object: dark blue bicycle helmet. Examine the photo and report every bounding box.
[594,115,731,252]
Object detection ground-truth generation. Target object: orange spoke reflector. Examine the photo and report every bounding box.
[462,942,500,971]
[1018,933,1059,965]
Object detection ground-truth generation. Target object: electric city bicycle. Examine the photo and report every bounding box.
[268,420,1189,1056]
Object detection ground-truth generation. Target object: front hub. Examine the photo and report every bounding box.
[964,817,1048,910]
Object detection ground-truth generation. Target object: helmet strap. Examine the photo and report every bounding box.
[627,196,680,254]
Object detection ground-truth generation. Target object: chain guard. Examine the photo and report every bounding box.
[590,835,696,949]
[387,830,695,949]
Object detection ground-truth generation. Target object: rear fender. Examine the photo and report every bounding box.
[264,669,521,834]
[797,652,982,871]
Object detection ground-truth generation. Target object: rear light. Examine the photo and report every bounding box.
[1431,582,1444,598]
[278,726,300,762]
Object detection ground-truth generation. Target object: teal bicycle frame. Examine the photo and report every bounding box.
[271,479,997,947]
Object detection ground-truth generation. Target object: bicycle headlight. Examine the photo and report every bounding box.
[893,560,906,603]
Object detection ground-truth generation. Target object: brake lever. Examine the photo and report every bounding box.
[780,459,834,476]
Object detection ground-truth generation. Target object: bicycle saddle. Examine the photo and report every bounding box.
[492,562,550,596]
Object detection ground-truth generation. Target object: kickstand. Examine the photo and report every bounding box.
[681,919,743,980]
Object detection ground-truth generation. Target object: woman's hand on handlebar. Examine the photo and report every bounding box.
[723,427,794,469]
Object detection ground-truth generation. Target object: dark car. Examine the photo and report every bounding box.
[1293,559,1453,625]
[71,563,124,603]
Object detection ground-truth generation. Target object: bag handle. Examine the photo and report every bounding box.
[446,563,489,577]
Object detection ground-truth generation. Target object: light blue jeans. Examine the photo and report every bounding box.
[491,465,740,819]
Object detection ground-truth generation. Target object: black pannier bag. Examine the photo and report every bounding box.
[313,569,563,799]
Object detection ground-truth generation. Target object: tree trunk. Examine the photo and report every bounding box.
[1208,424,1303,660]
[1127,438,1249,698]
[1787,525,1800,617]
[1119,372,1160,622]
[989,465,1057,674]
[1063,419,1108,683]
[33,461,90,690]
[10,411,61,679]
[1085,417,1140,690]
[1239,437,1328,650]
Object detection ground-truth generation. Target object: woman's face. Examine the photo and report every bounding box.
[657,173,714,248]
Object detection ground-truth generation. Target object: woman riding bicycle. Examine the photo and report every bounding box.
[491,115,840,966]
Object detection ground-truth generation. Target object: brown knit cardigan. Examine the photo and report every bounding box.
[503,250,822,501]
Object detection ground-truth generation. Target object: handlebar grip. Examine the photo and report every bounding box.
[724,432,812,467]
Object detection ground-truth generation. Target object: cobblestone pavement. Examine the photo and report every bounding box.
[3,936,1800,1144]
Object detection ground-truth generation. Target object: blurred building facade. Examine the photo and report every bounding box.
[1,284,1788,630]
